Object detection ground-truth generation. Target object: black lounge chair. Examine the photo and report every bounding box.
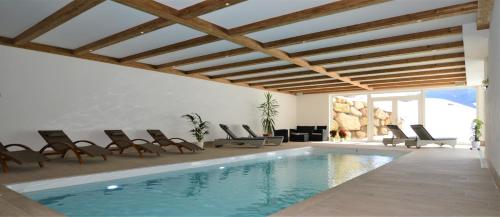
[39,130,111,164]
[242,124,283,146]
[0,142,48,173]
[406,125,457,148]
[382,125,416,147]
[104,130,163,157]
[213,124,265,148]
[147,129,203,153]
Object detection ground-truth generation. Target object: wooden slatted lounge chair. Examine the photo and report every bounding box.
[242,124,283,146]
[38,130,111,164]
[0,142,48,173]
[104,130,163,157]
[147,129,203,154]
[213,124,265,148]
[382,125,416,147]
[406,124,457,149]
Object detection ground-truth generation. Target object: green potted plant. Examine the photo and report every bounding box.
[182,113,209,148]
[258,92,279,136]
[471,118,484,150]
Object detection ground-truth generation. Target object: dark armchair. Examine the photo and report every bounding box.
[273,127,289,142]
[289,126,328,142]
[310,126,328,141]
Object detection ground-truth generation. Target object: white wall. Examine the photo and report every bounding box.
[0,45,296,149]
[296,93,330,127]
[485,1,500,177]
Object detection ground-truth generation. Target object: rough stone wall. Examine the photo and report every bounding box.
[331,97,392,139]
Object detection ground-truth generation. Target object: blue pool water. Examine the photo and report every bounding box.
[25,148,399,217]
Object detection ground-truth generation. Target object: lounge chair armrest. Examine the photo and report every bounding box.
[74,140,99,146]
[4,144,35,151]
[131,138,152,144]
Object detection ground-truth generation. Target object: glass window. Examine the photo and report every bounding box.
[425,88,477,144]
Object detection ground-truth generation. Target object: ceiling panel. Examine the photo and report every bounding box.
[139,40,242,65]
[201,60,291,76]
[178,52,271,71]
[0,0,71,38]
[335,58,465,74]
[155,0,203,10]
[93,24,206,58]
[200,0,333,29]
[281,14,475,53]
[247,0,471,42]
[33,1,157,49]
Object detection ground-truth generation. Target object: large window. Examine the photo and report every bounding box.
[425,87,477,144]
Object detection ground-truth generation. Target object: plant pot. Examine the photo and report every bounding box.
[196,141,204,149]
[471,141,480,150]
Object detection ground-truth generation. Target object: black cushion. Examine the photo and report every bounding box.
[297,126,314,134]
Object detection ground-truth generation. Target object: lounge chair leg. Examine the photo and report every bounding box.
[38,162,44,168]
[156,151,160,156]
[76,154,83,165]
[1,160,8,173]
[102,155,107,161]
[177,146,184,154]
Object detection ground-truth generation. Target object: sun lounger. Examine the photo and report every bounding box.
[213,124,265,148]
[39,130,111,164]
[406,124,457,148]
[382,125,416,147]
[242,124,283,146]
[0,142,48,173]
[104,130,163,157]
[147,129,203,154]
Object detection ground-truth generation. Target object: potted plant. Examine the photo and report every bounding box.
[471,118,484,150]
[182,113,209,148]
[338,128,347,141]
[258,92,279,136]
[329,130,337,141]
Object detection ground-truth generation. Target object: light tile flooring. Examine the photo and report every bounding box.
[1,142,499,216]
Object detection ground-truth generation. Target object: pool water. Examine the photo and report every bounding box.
[25,148,398,217]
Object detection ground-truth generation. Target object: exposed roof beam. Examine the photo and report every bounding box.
[14,0,104,45]
[184,57,277,75]
[264,79,342,89]
[327,52,464,73]
[340,61,465,77]
[209,64,299,79]
[248,75,330,86]
[361,74,466,85]
[278,83,353,92]
[114,0,371,90]
[311,41,463,66]
[351,68,466,81]
[263,1,477,48]
[228,0,388,35]
[296,87,365,94]
[156,26,462,69]
[74,0,245,55]
[370,77,465,89]
[231,71,316,83]
[477,0,494,30]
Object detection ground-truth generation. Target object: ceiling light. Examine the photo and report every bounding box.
[88,49,93,52]
[416,19,422,23]
[140,31,144,34]
[225,2,230,6]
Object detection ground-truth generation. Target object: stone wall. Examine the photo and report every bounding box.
[330,97,392,139]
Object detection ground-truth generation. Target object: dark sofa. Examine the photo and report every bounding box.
[290,126,328,142]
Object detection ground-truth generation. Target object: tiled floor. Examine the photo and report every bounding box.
[1,142,499,217]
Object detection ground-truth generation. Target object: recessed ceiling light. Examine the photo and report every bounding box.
[416,19,422,22]
[89,49,93,52]
[140,31,144,34]
[225,2,230,6]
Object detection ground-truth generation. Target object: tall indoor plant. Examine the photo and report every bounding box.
[258,92,279,136]
[471,118,484,150]
[182,113,209,148]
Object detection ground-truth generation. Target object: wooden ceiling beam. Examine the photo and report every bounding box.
[14,0,105,45]
[296,87,366,94]
[278,82,353,92]
[231,71,317,83]
[340,61,465,77]
[74,0,245,55]
[114,0,371,90]
[266,79,343,89]
[311,41,463,66]
[352,68,466,81]
[228,0,388,35]
[371,81,464,89]
[370,79,465,88]
[155,26,462,69]
[208,64,299,79]
[263,2,477,48]
[248,75,330,86]
[361,74,466,85]
[184,57,277,75]
[327,52,464,73]
[477,0,494,30]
